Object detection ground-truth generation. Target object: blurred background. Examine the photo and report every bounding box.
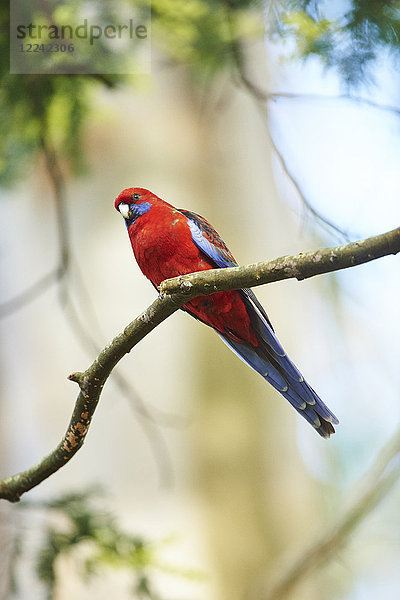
[1,1,400,599]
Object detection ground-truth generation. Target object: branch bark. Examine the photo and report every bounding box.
[160,226,400,296]
[0,293,186,503]
[0,226,399,502]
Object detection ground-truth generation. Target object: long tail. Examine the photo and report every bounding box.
[218,290,339,438]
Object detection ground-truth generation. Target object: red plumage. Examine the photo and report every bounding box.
[115,187,338,437]
[115,187,258,346]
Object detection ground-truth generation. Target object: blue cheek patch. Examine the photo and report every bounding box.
[135,202,151,217]
[126,202,151,227]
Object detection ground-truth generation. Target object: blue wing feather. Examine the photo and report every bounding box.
[180,209,237,268]
[179,208,338,437]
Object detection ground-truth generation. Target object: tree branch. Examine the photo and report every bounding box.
[264,425,400,599]
[1,136,178,484]
[0,227,399,502]
[160,226,400,296]
[0,293,186,503]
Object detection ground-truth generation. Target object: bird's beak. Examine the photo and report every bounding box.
[118,203,131,219]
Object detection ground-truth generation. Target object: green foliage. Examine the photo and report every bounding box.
[151,0,262,74]
[0,1,126,185]
[281,10,335,60]
[4,0,399,188]
[1,0,263,187]
[270,1,400,86]
[0,72,90,185]
[11,489,202,600]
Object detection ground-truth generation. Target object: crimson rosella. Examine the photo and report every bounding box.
[115,187,338,437]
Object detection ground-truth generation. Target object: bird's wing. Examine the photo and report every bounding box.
[180,209,277,331]
[180,209,338,437]
[180,209,292,371]
[179,209,238,268]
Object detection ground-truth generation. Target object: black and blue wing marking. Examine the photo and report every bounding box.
[179,208,338,437]
[180,209,237,268]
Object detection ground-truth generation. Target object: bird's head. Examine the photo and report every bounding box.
[115,187,155,227]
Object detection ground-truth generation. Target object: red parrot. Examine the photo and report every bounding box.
[115,187,338,437]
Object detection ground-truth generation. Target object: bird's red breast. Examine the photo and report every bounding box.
[115,188,258,346]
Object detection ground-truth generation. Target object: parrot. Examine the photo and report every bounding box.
[115,187,339,438]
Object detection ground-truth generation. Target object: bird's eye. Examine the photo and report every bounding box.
[131,193,141,201]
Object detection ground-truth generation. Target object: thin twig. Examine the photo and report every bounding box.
[264,426,400,599]
[230,55,400,243]
[266,129,353,242]
[0,268,63,318]
[234,68,352,241]
[0,141,69,318]
[0,226,398,502]
[266,91,400,118]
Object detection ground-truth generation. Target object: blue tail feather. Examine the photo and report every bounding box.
[217,333,289,392]
[184,289,338,437]
[216,302,338,438]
